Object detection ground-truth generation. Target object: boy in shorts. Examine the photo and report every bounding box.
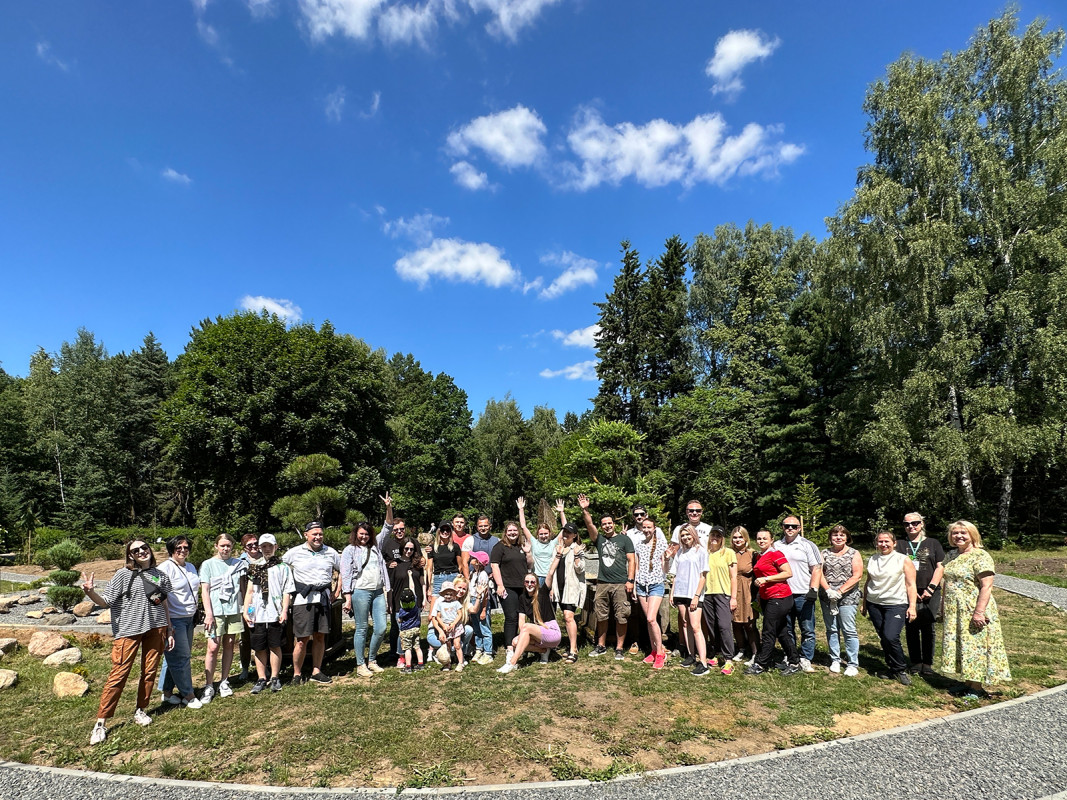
[396,588,424,673]
[242,534,295,694]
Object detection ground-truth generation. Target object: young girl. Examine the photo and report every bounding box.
[730,526,760,663]
[669,525,709,676]
[517,496,562,586]
[467,552,493,664]
[497,573,559,674]
[546,522,586,664]
[429,581,468,672]
[633,516,669,669]
[242,534,294,693]
[703,526,738,674]
[199,534,243,702]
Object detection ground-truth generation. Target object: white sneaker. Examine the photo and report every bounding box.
[732,652,746,662]
[473,650,484,664]
[829,660,842,674]
[218,679,233,698]
[496,662,516,674]
[133,708,152,727]
[477,652,494,665]
[844,665,859,677]
[455,662,465,673]
[183,696,203,709]
[163,693,182,706]
[90,721,107,745]
[800,658,815,673]
[201,684,215,704]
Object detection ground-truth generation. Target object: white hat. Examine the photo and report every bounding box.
[258,534,277,546]
[441,581,455,593]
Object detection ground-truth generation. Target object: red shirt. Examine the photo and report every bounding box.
[754,549,792,600]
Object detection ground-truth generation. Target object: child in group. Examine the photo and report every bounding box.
[429,581,468,672]
[396,587,425,673]
[241,534,295,694]
[467,551,494,664]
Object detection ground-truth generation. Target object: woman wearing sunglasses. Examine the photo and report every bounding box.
[81,540,175,745]
[497,572,559,673]
[157,535,202,708]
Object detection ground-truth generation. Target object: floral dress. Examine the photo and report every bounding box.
[940,548,1011,685]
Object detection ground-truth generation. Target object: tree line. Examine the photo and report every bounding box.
[1,11,1064,548]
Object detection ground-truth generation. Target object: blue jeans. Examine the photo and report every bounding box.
[432,572,458,597]
[789,593,817,661]
[427,624,474,651]
[472,614,493,654]
[158,615,196,698]
[351,588,387,666]
[820,600,859,667]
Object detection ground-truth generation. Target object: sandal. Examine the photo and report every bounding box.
[565,651,578,664]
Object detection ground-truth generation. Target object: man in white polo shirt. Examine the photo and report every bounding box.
[775,515,823,672]
[283,521,341,685]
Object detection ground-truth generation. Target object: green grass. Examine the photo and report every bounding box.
[0,587,1062,788]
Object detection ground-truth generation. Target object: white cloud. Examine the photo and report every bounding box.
[551,324,600,348]
[539,359,597,381]
[36,41,70,72]
[161,167,193,185]
[467,0,562,41]
[706,29,780,96]
[325,86,346,122]
[395,238,519,288]
[361,91,381,118]
[450,160,491,191]
[447,105,546,169]
[246,0,276,17]
[196,19,220,46]
[240,295,303,322]
[562,107,802,190]
[537,251,598,299]
[300,0,389,41]
[379,1,451,46]
[382,212,450,246]
[522,277,544,295]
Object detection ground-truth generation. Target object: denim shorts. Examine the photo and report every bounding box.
[635,582,665,598]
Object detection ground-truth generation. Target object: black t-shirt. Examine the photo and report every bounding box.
[429,542,461,575]
[491,542,529,587]
[380,534,411,565]
[389,559,424,608]
[518,589,555,623]
[895,536,945,592]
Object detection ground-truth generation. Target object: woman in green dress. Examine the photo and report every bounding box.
[940,520,1011,697]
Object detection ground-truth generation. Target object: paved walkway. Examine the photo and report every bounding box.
[1,576,1066,800]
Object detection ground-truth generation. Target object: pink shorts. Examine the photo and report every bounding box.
[539,620,561,647]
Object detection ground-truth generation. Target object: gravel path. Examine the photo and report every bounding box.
[1,576,1066,800]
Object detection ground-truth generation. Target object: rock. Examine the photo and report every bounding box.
[28,631,68,657]
[44,647,82,666]
[72,600,95,618]
[25,611,44,620]
[96,609,111,625]
[0,638,17,654]
[50,614,76,626]
[0,606,10,614]
[0,669,16,690]
[42,606,57,614]
[17,595,40,606]
[53,672,89,698]
[38,587,48,595]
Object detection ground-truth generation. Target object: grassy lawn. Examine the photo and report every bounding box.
[0,586,1063,789]
[993,543,1067,587]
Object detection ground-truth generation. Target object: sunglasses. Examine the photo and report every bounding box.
[523,581,537,586]
[904,521,922,527]
[130,545,151,556]
[174,545,190,552]
[783,524,800,530]
[686,508,702,514]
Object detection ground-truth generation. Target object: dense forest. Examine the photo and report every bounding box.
[1,11,1065,549]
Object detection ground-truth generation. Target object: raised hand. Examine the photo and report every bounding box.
[516,496,526,511]
[380,490,392,507]
[554,499,565,514]
[577,494,590,510]
[80,572,95,594]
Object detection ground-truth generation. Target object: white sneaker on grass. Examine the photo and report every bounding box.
[497,662,516,674]
[163,693,182,706]
[90,722,107,745]
[844,665,859,677]
[183,696,203,709]
[218,679,233,698]
[830,660,842,674]
[133,708,152,727]
[800,658,815,673]
[201,684,215,704]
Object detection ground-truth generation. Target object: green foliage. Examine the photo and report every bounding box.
[48,585,84,612]
[45,539,83,572]
[470,395,534,525]
[271,454,349,534]
[785,475,834,546]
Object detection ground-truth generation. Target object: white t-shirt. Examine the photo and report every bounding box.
[248,562,297,624]
[672,546,708,599]
[159,559,200,618]
[283,544,342,606]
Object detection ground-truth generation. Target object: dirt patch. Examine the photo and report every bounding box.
[829,706,953,736]
[999,556,1067,577]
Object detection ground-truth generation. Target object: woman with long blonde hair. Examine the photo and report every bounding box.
[497,573,559,674]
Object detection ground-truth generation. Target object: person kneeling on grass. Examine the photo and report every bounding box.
[396,587,425,672]
[428,581,468,672]
[242,534,295,694]
[497,573,560,674]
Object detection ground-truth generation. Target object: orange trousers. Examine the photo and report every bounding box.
[96,626,166,720]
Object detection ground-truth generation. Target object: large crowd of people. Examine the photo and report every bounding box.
[78,496,1013,745]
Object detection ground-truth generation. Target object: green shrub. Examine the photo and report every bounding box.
[46,540,83,571]
[48,586,84,611]
[45,540,84,611]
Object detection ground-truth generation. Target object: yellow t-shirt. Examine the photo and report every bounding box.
[705,547,737,596]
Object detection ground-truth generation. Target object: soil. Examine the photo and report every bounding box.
[997,556,1067,578]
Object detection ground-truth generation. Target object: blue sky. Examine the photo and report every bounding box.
[2,0,1064,419]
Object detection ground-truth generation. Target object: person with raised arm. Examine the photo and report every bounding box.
[81,540,175,744]
[546,521,586,664]
[491,517,534,666]
[578,493,636,660]
[518,496,561,587]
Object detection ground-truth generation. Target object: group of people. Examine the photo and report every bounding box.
[78,496,1012,746]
